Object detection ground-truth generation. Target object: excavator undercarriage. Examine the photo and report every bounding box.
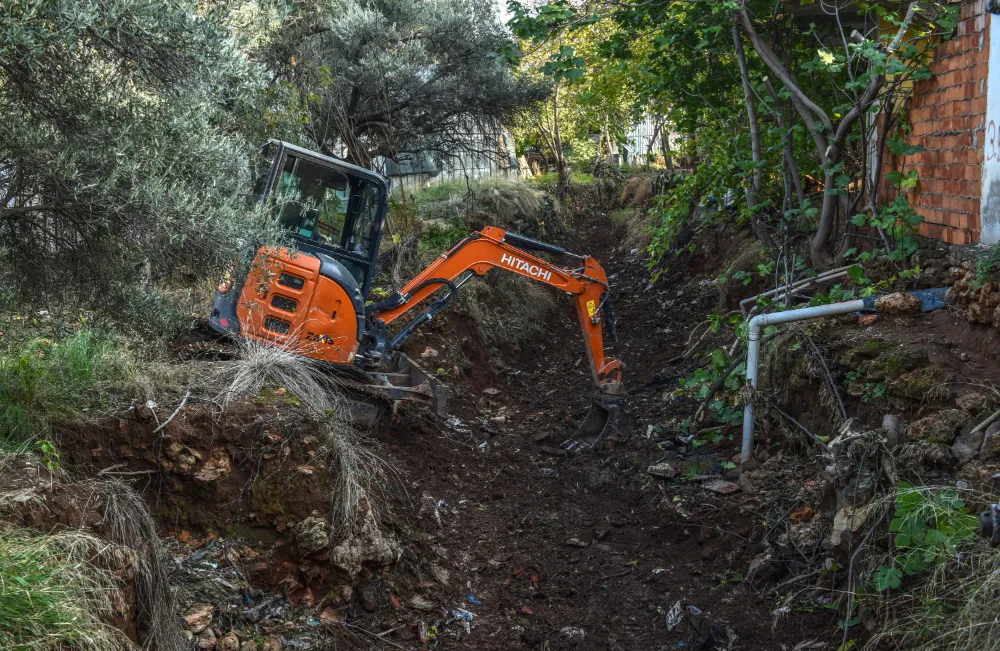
[209,140,632,449]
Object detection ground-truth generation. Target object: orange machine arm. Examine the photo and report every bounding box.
[374,226,624,392]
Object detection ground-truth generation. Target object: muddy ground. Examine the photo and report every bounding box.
[46,201,1000,650]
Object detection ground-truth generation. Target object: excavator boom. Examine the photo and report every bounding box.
[372,226,623,393]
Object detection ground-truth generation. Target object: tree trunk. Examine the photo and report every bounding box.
[551,87,568,200]
[732,25,772,249]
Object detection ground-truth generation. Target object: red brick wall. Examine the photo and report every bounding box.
[884,0,988,244]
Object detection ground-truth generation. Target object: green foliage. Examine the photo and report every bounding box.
[0,0,284,325]
[872,482,977,589]
[0,329,137,446]
[0,529,131,651]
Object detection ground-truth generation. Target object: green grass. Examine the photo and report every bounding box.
[0,529,132,651]
[0,329,137,447]
[527,170,595,187]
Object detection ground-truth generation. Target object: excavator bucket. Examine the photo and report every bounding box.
[562,393,635,453]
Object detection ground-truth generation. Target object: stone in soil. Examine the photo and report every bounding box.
[647,461,678,479]
[906,409,971,444]
[184,604,213,633]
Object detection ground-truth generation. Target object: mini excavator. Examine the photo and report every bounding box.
[210,141,632,449]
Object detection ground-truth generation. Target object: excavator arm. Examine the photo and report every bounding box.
[370,226,624,394]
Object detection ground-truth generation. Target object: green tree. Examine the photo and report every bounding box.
[0,0,282,330]
[264,0,547,168]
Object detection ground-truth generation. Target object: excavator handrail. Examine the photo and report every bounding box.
[373,226,624,393]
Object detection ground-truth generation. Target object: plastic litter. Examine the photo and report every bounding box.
[467,594,482,605]
[686,605,702,616]
[666,600,684,631]
[452,608,474,621]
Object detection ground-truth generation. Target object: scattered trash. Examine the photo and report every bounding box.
[559,626,586,644]
[280,638,312,650]
[390,594,401,609]
[467,594,482,605]
[452,608,474,621]
[666,600,684,631]
[418,621,431,643]
[702,479,741,495]
[483,387,500,395]
[565,537,589,548]
[537,467,556,477]
[652,567,666,575]
[452,608,475,634]
[646,424,654,438]
[521,606,533,615]
[306,617,320,627]
[686,604,702,616]
[956,480,970,489]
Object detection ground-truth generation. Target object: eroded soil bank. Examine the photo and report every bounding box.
[37,205,1000,651]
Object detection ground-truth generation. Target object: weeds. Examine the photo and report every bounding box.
[0,329,138,447]
[0,528,134,651]
[860,484,995,650]
[459,271,558,345]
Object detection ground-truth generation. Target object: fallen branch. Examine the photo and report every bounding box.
[773,406,829,450]
[668,320,713,364]
[975,407,1000,456]
[800,329,848,423]
[694,351,748,423]
[152,391,191,434]
[764,567,824,596]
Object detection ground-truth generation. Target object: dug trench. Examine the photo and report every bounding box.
[44,204,1000,650]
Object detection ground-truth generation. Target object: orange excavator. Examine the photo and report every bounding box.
[210,141,631,448]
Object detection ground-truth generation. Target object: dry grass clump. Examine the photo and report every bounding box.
[215,336,348,417]
[610,208,651,253]
[459,270,559,345]
[0,528,135,651]
[97,479,187,651]
[620,175,654,208]
[415,178,546,232]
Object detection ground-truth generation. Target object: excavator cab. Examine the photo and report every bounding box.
[210,141,632,447]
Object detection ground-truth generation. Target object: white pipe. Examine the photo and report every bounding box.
[739,266,851,315]
[741,298,869,463]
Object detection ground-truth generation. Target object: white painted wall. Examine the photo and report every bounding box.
[983,13,1000,243]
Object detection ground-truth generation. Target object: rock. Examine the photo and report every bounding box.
[952,425,986,465]
[906,409,971,444]
[184,604,214,633]
[294,516,331,555]
[888,366,952,400]
[875,292,923,314]
[218,631,240,651]
[243,642,259,651]
[320,607,344,623]
[559,627,586,645]
[747,551,782,587]
[409,595,436,611]
[165,442,202,474]
[329,514,401,578]
[358,584,379,612]
[703,479,741,495]
[882,414,904,448]
[194,449,232,483]
[838,339,891,368]
[957,392,992,414]
[565,537,589,548]
[737,473,755,494]
[420,346,439,359]
[647,462,679,479]
[896,440,955,469]
[829,505,872,547]
[261,638,282,651]
[842,474,874,506]
[429,563,450,586]
[196,628,217,650]
[981,421,1000,459]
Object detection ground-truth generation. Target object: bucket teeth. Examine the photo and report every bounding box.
[562,394,635,453]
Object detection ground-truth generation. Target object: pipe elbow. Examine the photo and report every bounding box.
[748,313,768,339]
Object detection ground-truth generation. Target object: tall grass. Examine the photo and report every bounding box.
[0,529,134,651]
[0,329,137,447]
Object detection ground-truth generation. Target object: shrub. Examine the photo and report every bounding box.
[0,329,138,447]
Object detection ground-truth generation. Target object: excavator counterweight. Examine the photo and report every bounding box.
[209,141,632,448]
